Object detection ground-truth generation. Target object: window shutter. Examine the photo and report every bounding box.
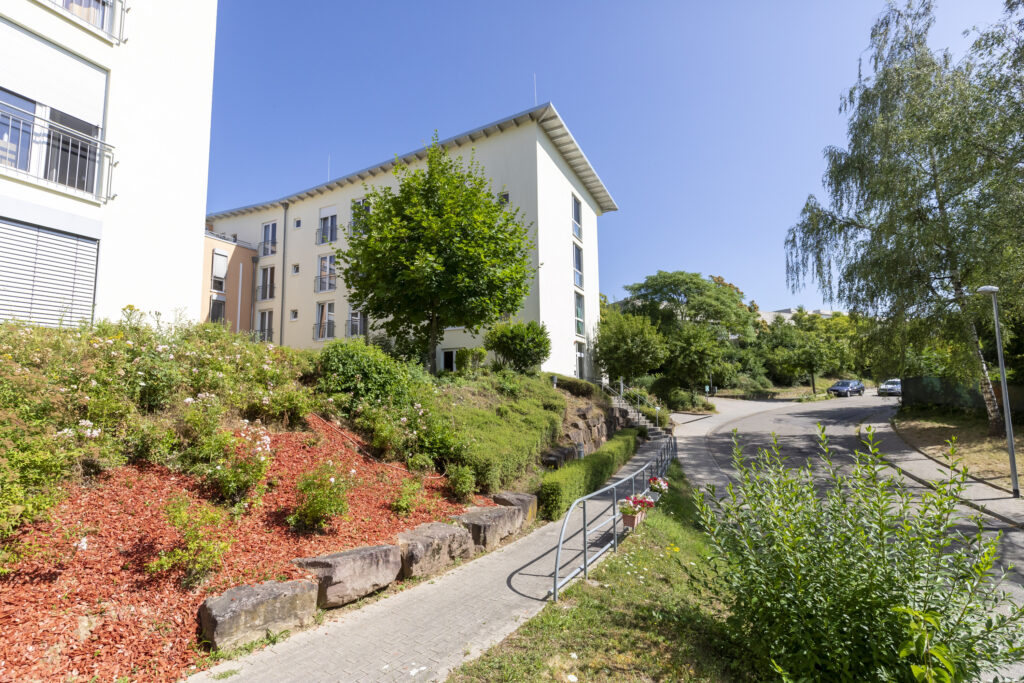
[212,251,228,279]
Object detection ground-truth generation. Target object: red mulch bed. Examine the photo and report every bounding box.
[0,415,489,683]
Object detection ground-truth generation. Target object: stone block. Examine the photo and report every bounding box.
[396,522,473,579]
[453,505,524,551]
[293,545,401,608]
[198,580,317,651]
[492,491,538,528]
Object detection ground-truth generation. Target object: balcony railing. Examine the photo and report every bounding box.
[314,274,337,293]
[256,283,275,300]
[257,241,277,257]
[315,229,338,245]
[0,102,114,202]
[46,0,126,41]
[347,316,367,337]
[254,329,273,343]
[313,321,335,341]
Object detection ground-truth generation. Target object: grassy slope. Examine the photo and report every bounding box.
[450,461,749,682]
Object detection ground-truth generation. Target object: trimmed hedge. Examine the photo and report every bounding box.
[639,404,670,428]
[552,374,596,399]
[538,429,638,520]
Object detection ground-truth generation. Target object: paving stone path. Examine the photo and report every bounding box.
[192,434,674,683]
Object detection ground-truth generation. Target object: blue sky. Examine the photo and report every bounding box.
[206,1,1007,312]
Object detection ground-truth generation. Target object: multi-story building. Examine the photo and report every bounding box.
[200,227,256,334]
[0,0,218,326]
[206,103,617,378]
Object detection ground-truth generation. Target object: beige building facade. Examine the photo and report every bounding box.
[205,103,616,377]
[200,229,256,334]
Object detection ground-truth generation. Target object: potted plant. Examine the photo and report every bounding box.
[619,495,655,528]
[634,493,655,522]
[649,476,669,494]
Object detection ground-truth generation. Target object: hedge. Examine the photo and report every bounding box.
[552,374,596,399]
[639,404,670,428]
[538,428,638,520]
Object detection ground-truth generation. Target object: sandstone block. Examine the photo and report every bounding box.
[396,522,473,579]
[453,505,524,551]
[198,580,317,651]
[293,545,401,608]
[492,492,538,528]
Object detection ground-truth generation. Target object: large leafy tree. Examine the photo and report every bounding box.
[785,1,1021,433]
[623,271,758,340]
[593,308,668,383]
[340,139,533,373]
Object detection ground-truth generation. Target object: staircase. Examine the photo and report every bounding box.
[610,395,669,440]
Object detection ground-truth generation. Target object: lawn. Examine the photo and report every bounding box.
[450,461,752,683]
[893,406,1023,491]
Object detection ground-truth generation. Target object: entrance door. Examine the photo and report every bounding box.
[575,342,585,379]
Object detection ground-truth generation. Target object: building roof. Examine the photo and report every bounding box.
[206,102,618,221]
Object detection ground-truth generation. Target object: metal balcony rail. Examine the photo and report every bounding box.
[0,103,114,201]
[46,0,126,41]
[254,329,273,343]
[313,321,335,341]
[257,241,277,257]
[347,317,367,337]
[314,274,337,293]
[315,229,338,245]
[256,283,275,300]
[552,435,676,601]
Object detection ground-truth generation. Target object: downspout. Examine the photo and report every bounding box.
[235,261,243,333]
[250,255,258,335]
[278,201,289,344]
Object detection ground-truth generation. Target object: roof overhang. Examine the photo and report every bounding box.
[206,102,617,221]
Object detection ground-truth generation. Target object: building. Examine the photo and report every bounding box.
[200,228,256,334]
[0,0,218,326]
[206,103,617,377]
[758,307,844,324]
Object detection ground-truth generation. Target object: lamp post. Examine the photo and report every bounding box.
[978,285,1019,498]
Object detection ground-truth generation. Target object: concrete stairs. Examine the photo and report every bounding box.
[610,396,668,440]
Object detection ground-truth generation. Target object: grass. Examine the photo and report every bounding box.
[893,406,1023,491]
[718,375,873,401]
[450,461,751,682]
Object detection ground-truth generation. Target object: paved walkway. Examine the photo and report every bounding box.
[192,435,674,683]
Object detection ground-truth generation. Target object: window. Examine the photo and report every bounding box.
[258,266,275,300]
[294,218,301,229]
[210,299,226,324]
[498,192,509,205]
[317,213,338,245]
[573,243,584,288]
[316,255,337,292]
[315,302,335,340]
[442,350,456,373]
[260,222,277,256]
[575,292,585,336]
[348,309,367,337]
[350,198,369,235]
[61,0,113,33]
[0,88,35,172]
[572,195,582,239]
[575,342,586,379]
[291,264,300,275]
[45,108,99,193]
[258,311,273,342]
[211,250,227,293]
[290,309,298,321]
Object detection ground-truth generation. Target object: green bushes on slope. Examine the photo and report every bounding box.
[537,429,638,520]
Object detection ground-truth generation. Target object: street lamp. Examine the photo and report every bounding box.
[978,285,1020,498]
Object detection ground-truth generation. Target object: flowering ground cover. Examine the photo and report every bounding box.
[0,415,484,683]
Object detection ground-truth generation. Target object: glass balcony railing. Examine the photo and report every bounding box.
[48,0,124,40]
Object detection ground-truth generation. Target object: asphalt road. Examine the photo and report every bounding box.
[687,395,1024,679]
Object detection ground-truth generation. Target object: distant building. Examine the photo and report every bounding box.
[758,307,844,324]
[201,228,256,334]
[0,0,218,326]
[205,103,617,378]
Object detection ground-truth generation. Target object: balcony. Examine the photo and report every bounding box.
[45,0,125,41]
[0,102,114,202]
[314,274,337,293]
[257,241,277,257]
[315,229,338,246]
[256,283,275,301]
[254,329,273,343]
[313,321,335,341]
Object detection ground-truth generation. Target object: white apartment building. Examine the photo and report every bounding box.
[206,103,617,378]
[0,0,218,326]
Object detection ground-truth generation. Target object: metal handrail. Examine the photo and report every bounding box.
[551,435,677,601]
[313,273,337,293]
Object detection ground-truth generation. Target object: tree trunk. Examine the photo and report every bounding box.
[427,313,439,375]
[810,371,816,395]
[967,319,1004,436]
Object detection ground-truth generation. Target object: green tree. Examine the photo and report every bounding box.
[785,2,1019,433]
[623,271,757,340]
[593,308,668,383]
[483,320,551,373]
[340,138,534,373]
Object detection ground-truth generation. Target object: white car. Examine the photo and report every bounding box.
[878,379,902,397]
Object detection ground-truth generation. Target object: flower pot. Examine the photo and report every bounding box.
[622,513,639,529]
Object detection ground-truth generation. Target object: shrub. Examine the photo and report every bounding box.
[177,394,234,469]
[484,321,551,373]
[287,463,351,531]
[317,339,411,411]
[205,421,272,506]
[447,464,475,503]
[552,375,595,399]
[537,429,637,519]
[390,478,422,517]
[691,428,1024,680]
[455,347,488,376]
[147,495,234,587]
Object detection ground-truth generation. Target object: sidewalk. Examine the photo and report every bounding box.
[192,435,672,683]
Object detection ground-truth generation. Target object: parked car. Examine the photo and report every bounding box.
[827,379,865,397]
[878,378,902,397]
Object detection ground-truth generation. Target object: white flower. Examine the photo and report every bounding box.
[349,469,356,476]
[567,676,578,683]
[570,653,578,660]
[329,477,335,484]
[400,417,408,424]
[261,396,270,405]
[78,419,93,427]
[184,397,195,405]
[168,354,174,360]
[75,537,88,551]
[216,465,222,470]
[326,397,334,403]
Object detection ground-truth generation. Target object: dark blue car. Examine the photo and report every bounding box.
[827,379,864,397]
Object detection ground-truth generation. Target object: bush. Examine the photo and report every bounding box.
[317,339,411,411]
[455,347,488,376]
[390,478,422,517]
[537,429,637,519]
[691,428,1024,680]
[484,321,551,373]
[287,463,352,531]
[552,375,595,399]
[147,495,234,587]
[447,464,476,503]
[205,421,272,506]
